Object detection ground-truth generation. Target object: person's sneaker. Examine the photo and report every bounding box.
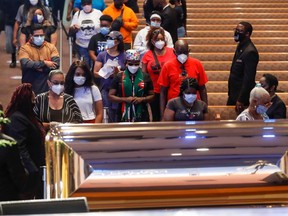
[9,62,16,68]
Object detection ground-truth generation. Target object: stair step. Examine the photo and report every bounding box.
[187,13,288,19]
[138,19,288,25]
[185,30,288,38]
[186,0,288,3]
[206,81,288,92]
[207,106,237,120]
[183,37,288,45]
[206,71,288,81]
[203,61,288,71]
[190,53,288,61]
[182,8,288,13]
[189,44,288,53]
[136,24,288,31]
[185,3,288,8]
[208,92,288,105]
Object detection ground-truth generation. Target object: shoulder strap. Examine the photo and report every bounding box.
[120,8,124,17]
[152,51,161,69]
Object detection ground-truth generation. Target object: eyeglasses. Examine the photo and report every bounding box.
[128,63,140,66]
[51,81,65,85]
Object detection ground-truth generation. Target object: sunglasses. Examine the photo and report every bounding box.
[128,63,140,66]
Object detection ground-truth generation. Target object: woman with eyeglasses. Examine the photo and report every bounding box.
[93,31,126,122]
[109,49,154,122]
[142,27,175,121]
[34,70,83,130]
[163,77,208,121]
[65,60,103,123]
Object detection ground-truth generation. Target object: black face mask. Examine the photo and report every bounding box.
[114,2,123,9]
[234,30,245,42]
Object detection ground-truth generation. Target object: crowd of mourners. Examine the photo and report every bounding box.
[0,0,287,201]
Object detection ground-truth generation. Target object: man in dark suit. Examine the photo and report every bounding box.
[227,21,259,114]
[153,0,178,44]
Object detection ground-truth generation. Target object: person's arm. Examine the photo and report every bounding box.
[50,31,58,46]
[88,37,97,62]
[19,32,27,46]
[199,85,208,105]
[160,86,168,119]
[141,62,148,73]
[66,0,74,21]
[13,21,20,46]
[93,61,103,78]
[122,9,139,31]
[109,88,135,103]
[94,100,103,123]
[163,108,175,121]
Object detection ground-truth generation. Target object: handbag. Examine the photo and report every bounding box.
[151,51,161,74]
[111,9,124,31]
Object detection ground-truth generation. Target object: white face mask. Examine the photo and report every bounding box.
[183,93,197,104]
[150,21,161,28]
[73,76,86,86]
[154,40,165,50]
[37,14,44,23]
[128,65,139,74]
[177,54,188,64]
[30,0,38,6]
[106,39,115,49]
[51,84,64,95]
[83,5,92,13]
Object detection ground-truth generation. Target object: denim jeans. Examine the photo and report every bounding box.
[177,26,186,38]
[76,44,92,68]
[5,25,16,54]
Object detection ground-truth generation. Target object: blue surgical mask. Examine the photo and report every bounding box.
[183,93,197,104]
[33,35,45,46]
[256,105,268,115]
[106,39,115,49]
[150,21,161,28]
[100,27,110,36]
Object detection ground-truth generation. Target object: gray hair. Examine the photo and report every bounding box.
[48,70,64,81]
[249,86,269,103]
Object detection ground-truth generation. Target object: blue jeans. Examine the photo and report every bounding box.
[76,44,92,68]
[5,25,16,54]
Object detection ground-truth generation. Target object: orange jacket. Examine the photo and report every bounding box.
[103,4,138,44]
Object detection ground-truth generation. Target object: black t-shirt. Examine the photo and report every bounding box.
[88,33,107,56]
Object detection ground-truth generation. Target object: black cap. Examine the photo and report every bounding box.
[81,0,92,5]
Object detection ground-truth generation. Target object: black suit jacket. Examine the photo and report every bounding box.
[161,5,178,44]
[228,39,259,105]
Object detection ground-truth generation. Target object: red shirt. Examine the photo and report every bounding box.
[142,47,175,93]
[158,57,208,101]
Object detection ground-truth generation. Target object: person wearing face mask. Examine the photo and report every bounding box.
[163,77,208,121]
[259,73,286,119]
[20,7,57,46]
[13,0,52,48]
[88,15,113,66]
[227,21,259,115]
[69,0,102,68]
[158,39,208,119]
[109,49,154,122]
[18,24,60,96]
[34,70,83,129]
[153,0,178,44]
[103,0,138,50]
[141,28,174,121]
[236,85,271,121]
[133,11,173,56]
[65,60,103,123]
[93,31,126,122]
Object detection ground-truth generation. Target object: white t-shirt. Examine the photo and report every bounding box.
[133,26,174,53]
[74,85,102,120]
[71,9,102,48]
